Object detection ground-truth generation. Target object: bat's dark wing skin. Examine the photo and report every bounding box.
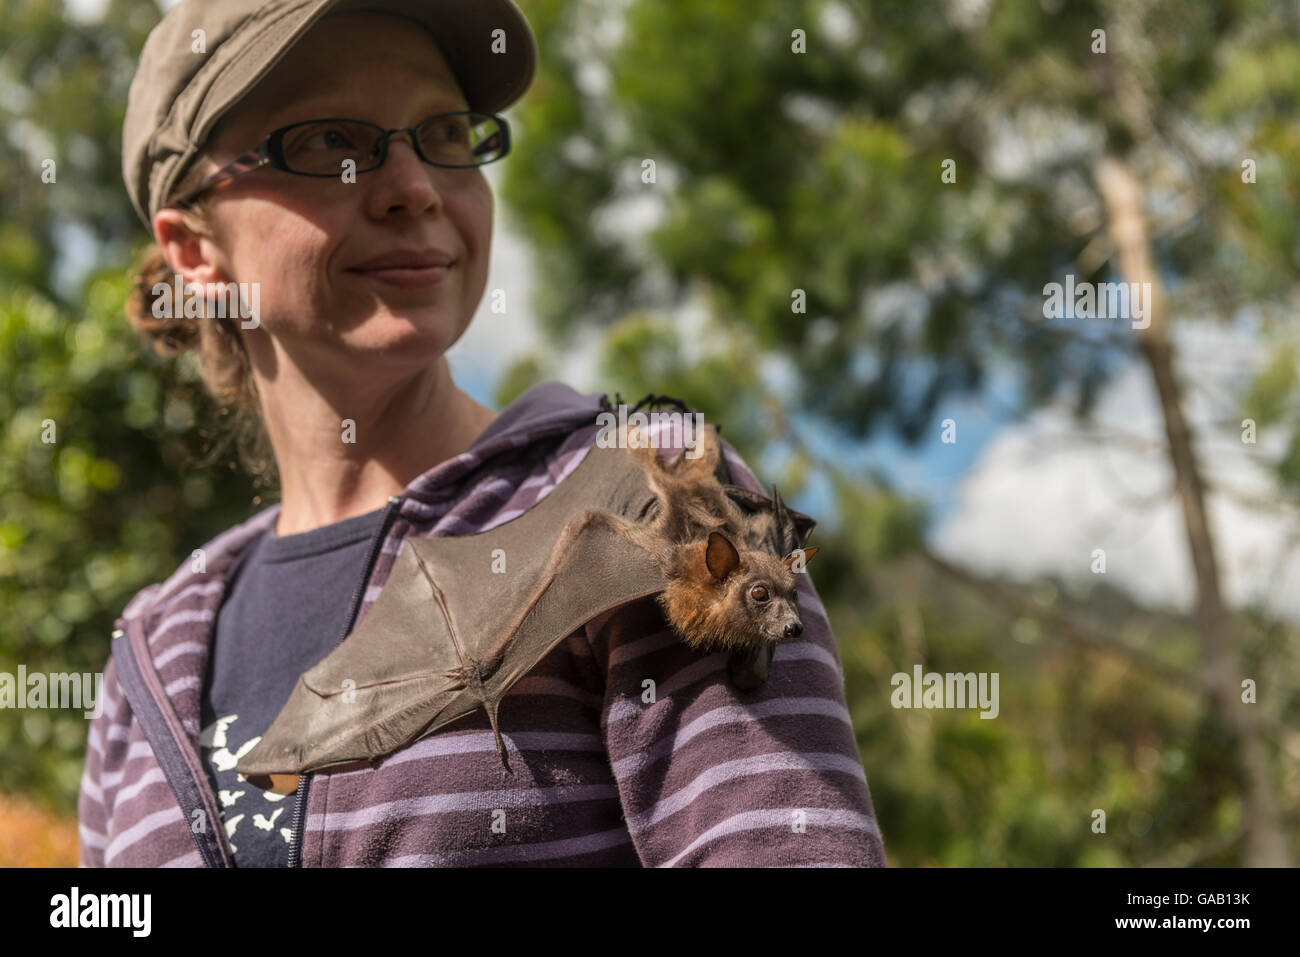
[237,439,667,780]
[708,435,814,556]
[722,485,816,556]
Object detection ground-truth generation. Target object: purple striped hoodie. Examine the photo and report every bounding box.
[77,381,887,867]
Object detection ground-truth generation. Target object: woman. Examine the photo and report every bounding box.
[79,0,886,867]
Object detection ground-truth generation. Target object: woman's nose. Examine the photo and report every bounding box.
[370,137,442,215]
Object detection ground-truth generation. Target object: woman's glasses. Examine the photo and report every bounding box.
[170,110,511,207]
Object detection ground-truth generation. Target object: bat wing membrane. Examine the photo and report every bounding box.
[240,441,668,776]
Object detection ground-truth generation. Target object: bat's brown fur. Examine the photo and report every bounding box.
[620,422,820,652]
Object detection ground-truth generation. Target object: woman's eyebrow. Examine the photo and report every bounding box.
[261,97,470,132]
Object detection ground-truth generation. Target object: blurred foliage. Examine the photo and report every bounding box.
[1,0,1297,866]
[502,0,1300,440]
[0,0,263,810]
[1,0,161,300]
[0,272,260,808]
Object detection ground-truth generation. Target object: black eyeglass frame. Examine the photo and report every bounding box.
[168,110,511,208]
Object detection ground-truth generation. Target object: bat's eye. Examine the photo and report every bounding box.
[749,584,770,602]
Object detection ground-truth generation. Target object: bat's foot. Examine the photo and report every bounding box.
[728,641,775,691]
[677,421,721,474]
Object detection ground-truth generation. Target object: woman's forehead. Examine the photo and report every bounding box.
[261,84,467,129]
[213,24,466,145]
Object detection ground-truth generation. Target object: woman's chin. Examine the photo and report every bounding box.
[346,311,459,355]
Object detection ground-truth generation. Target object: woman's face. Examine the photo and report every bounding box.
[176,12,493,384]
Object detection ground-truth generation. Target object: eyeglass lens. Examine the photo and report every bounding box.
[278,113,505,173]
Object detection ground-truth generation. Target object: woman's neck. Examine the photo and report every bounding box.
[256,353,498,536]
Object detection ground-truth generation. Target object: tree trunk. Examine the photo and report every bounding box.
[1095,155,1289,867]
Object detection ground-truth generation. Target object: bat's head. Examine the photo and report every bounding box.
[659,530,820,652]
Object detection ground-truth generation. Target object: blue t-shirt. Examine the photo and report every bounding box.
[198,505,389,867]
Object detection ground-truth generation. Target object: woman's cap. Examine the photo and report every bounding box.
[122,0,538,231]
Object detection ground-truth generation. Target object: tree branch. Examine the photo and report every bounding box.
[919,546,1205,694]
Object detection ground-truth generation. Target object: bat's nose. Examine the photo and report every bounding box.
[783,621,803,639]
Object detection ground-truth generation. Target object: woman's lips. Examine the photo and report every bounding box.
[348,264,452,288]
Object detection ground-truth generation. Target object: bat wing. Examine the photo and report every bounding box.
[238,439,668,779]
[234,538,480,782]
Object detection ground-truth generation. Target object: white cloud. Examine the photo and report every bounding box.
[933,320,1300,622]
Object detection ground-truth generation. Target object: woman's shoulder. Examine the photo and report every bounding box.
[117,504,279,626]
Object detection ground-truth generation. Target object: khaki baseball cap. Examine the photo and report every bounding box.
[122,0,538,231]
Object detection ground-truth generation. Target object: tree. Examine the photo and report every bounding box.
[0,0,262,812]
[499,0,1299,865]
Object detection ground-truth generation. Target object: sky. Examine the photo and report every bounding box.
[934,320,1300,623]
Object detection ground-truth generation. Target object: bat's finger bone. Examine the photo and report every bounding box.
[483,698,512,773]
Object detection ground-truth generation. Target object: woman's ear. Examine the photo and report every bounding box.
[153,205,230,288]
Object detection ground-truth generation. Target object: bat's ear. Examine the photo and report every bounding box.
[783,545,819,569]
[705,531,740,581]
[773,485,817,553]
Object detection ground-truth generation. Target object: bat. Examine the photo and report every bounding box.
[237,419,817,791]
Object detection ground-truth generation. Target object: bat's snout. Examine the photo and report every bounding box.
[767,613,803,644]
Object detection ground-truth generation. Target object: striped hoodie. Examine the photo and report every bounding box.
[77,381,887,867]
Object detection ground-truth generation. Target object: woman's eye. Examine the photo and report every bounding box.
[423,120,469,147]
[307,129,352,150]
[292,125,361,153]
[749,584,770,602]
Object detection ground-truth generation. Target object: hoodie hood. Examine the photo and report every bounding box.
[119,380,612,628]
[400,381,611,506]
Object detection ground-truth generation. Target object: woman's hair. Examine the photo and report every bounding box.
[124,164,278,489]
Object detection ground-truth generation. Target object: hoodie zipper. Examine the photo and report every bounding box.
[287,494,404,867]
[112,618,234,868]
